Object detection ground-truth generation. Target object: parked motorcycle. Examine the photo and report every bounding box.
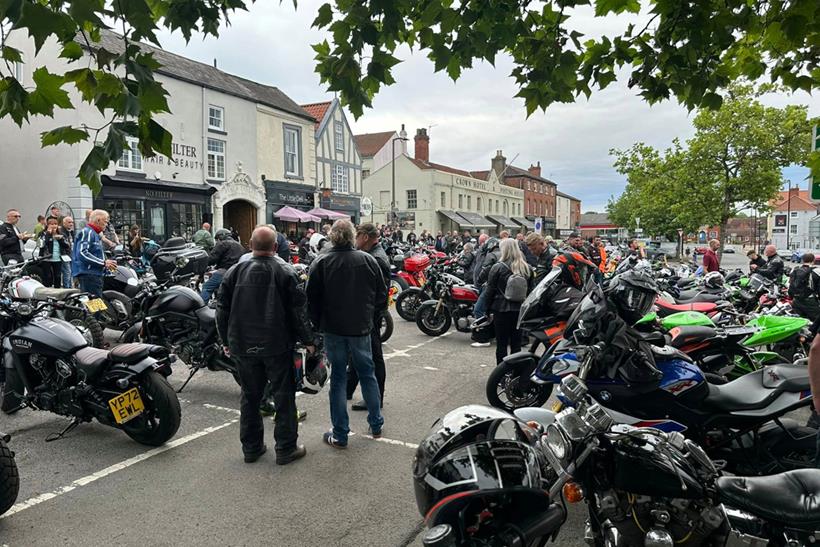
[0,431,18,516]
[415,277,478,337]
[0,299,181,446]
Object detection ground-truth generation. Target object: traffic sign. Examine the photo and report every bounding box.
[812,125,820,202]
[534,217,543,233]
[360,197,373,216]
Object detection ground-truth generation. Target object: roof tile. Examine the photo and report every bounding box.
[300,101,332,129]
[353,131,396,157]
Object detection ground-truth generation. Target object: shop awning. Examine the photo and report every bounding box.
[274,206,321,223]
[486,215,519,229]
[455,211,495,229]
[512,217,536,230]
[305,207,349,220]
[437,210,475,228]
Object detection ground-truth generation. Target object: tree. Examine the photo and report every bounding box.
[608,84,812,253]
[1,0,819,192]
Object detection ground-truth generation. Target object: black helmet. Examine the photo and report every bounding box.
[552,251,598,290]
[607,269,658,323]
[484,237,500,252]
[214,229,232,241]
[470,315,495,343]
[703,271,724,290]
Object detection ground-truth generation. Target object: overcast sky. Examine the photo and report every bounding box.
[158,1,819,212]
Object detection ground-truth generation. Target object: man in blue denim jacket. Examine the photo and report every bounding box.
[72,209,116,297]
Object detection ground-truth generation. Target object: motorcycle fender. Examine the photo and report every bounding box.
[420,299,440,308]
[514,407,556,428]
[102,290,132,318]
[98,357,171,383]
[121,321,143,344]
[3,338,37,394]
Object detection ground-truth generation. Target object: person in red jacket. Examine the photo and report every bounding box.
[703,239,721,272]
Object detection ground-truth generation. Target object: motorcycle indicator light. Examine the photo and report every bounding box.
[562,482,584,503]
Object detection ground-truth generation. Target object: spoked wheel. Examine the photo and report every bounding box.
[396,290,424,321]
[415,303,452,337]
[122,372,181,446]
[66,310,105,348]
[486,361,552,411]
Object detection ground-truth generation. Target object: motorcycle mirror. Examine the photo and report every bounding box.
[175,256,189,269]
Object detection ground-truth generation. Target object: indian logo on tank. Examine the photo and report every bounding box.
[11,338,32,350]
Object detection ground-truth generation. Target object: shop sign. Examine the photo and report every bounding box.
[273,189,312,206]
[322,194,360,210]
[143,143,202,171]
[454,177,488,191]
[146,190,174,200]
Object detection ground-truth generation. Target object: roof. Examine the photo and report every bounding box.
[409,157,474,178]
[353,132,396,157]
[89,30,314,122]
[300,101,332,130]
[578,213,613,226]
[772,189,817,212]
[503,165,557,185]
[557,191,581,202]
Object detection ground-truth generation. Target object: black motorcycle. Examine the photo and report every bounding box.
[0,431,18,516]
[0,300,181,446]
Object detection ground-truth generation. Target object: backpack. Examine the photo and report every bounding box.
[503,265,529,303]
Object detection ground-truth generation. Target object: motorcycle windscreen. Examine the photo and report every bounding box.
[517,268,561,328]
[563,285,607,343]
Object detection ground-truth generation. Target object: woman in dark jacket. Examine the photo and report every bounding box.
[39,216,71,287]
[485,238,532,364]
[458,243,476,284]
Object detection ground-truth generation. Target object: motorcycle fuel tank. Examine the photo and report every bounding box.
[612,433,705,499]
[450,286,478,302]
[148,285,205,315]
[9,317,87,356]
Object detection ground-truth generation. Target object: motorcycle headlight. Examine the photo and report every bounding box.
[543,423,571,465]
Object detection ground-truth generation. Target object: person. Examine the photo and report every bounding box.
[72,209,117,297]
[216,225,314,465]
[276,231,291,262]
[347,223,390,411]
[306,219,387,448]
[626,238,646,259]
[565,232,587,257]
[808,334,820,464]
[127,225,144,257]
[393,228,403,243]
[49,205,63,221]
[751,244,784,282]
[471,237,502,343]
[435,232,446,252]
[788,253,820,331]
[517,232,537,267]
[458,243,476,284]
[525,232,554,285]
[703,239,720,273]
[297,228,314,261]
[0,209,33,264]
[39,217,70,287]
[595,237,608,272]
[32,215,47,240]
[201,229,245,303]
[462,230,472,243]
[60,216,75,288]
[407,231,417,245]
[101,216,120,250]
[747,249,766,270]
[321,224,331,236]
[192,222,215,252]
[499,230,510,239]
[485,239,532,364]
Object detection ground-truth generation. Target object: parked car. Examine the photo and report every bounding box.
[722,247,735,254]
[791,248,812,262]
[777,248,793,260]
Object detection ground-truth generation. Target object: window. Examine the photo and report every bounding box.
[407,189,417,209]
[334,121,344,151]
[118,137,142,171]
[458,194,463,209]
[207,138,226,180]
[790,211,799,217]
[283,125,302,177]
[362,169,370,179]
[467,195,471,210]
[208,106,224,131]
[495,199,499,213]
[790,224,798,234]
[441,192,446,207]
[477,197,481,212]
[170,203,203,240]
[380,190,390,207]
[331,164,349,193]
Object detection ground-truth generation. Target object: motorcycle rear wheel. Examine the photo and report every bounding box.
[486,361,553,411]
[379,312,394,343]
[396,290,424,321]
[0,436,19,516]
[416,304,452,337]
[122,372,182,446]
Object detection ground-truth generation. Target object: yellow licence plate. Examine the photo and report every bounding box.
[85,298,108,312]
[108,388,144,424]
[551,401,563,413]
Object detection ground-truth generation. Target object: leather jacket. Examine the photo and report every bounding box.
[216,255,314,357]
[756,254,784,282]
[306,244,388,337]
[0,222,23,261]
[209,238,245,271]
[368,242,391,287]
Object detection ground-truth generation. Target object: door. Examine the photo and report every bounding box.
[146,201,167,242]
[223,200,257,247]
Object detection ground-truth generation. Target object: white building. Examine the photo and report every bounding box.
[0,29,315,244]
[354,128,408,181]
[768,188,819,250]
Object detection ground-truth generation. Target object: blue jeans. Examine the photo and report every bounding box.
[200,270,224,303]
[473,286,490,319]
[61,262,72,288]
[324,333,384,444]
[76,275,103,297]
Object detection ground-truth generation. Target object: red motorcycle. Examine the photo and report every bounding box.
[415,277,479,336]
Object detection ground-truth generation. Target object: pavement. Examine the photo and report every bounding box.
[0,312,591,547]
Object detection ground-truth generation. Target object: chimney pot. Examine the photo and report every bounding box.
[528,162,542,178]
[491,150,507,178]
[414,128,430,163]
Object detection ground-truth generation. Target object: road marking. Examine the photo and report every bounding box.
[385,331,452,361]
[0,419,238,520]
[423,366,439,371]
[363,435,419,450]
[203,403,241,415]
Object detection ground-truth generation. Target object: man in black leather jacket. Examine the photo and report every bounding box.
[306,219,387,448]
[201,229,245,302]
[347,223,391,410]
[216,226,315,465]
[0,209,32,264]
[751,244,784,282]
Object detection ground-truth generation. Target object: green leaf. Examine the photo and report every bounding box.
[1,46,22,63]
[0,77,29,125]
[77,144,109,194]
[59,41,84,61]
[13,2,75,53]
[103,125,126,161]
[139,118,173,158]
[28,68,72,116]
[313,3,333,28]
[40,126,89,146]
[594,0,640,16]
[701,92,723,110]
[65,68,98,102]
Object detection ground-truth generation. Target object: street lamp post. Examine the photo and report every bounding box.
[391,124,408,230]
[786,184,793,249]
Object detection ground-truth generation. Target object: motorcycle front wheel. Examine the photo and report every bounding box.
[486,361,553,411]
[65,310,105,348]
[379,312,394,343]
[396,290,426,321]
[122,372,182,446]
[416,303,452,337]
[0,435,19,516]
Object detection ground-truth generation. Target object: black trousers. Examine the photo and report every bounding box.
[236,353,297,456]
[346,321,385,403]
[792,298,820,335]
[41,261,63,288]
[494,310,522,365]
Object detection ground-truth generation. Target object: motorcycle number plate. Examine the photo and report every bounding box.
[85,298,108,313]
[108,388,144,424]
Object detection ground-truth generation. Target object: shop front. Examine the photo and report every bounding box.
[96,173,215,243]
[265,180,316,241]
[320,193,361,224]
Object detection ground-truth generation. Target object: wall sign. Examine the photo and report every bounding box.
[143,143,202,170]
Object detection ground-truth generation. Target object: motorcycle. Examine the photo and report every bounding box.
[415,277,478,337]
[379,285,398,343]
[0,431,19,516]
[395,254,433,321]
[0,299,181,446]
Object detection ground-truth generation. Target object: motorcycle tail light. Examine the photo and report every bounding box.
[563,482,584,503]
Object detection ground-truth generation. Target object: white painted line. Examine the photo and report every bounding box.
[423,366,439,371]
[384,331,452,361]
[0,419,238,520]
[203,403,241,415]
[364,435,419,450]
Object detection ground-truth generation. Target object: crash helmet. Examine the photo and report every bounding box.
[552,251,598,290]
[703,271,725,290]
[484,237,500,253]
[470,315,495,343]
[309,233,328,254]
[293,347,328,395]
[214,229,232,241]
[606,268,658,324]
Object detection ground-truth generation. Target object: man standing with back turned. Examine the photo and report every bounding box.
[217,226,315,465]
[306,219,387,448]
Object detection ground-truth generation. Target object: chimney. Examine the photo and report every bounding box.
[213,58,217,69]
[528,161,541,178]
[491,150,506,178]
[414,128,429,163]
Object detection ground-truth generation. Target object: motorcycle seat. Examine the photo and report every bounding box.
[668,325,717,348]
[656,298,717,315]
[716,469,820,528]
[704,364,809,411]
[676,292,723,304]
[73,346,109,379]
[195,305,216,326]
[32,287,81,301]
[109,343,168,364]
